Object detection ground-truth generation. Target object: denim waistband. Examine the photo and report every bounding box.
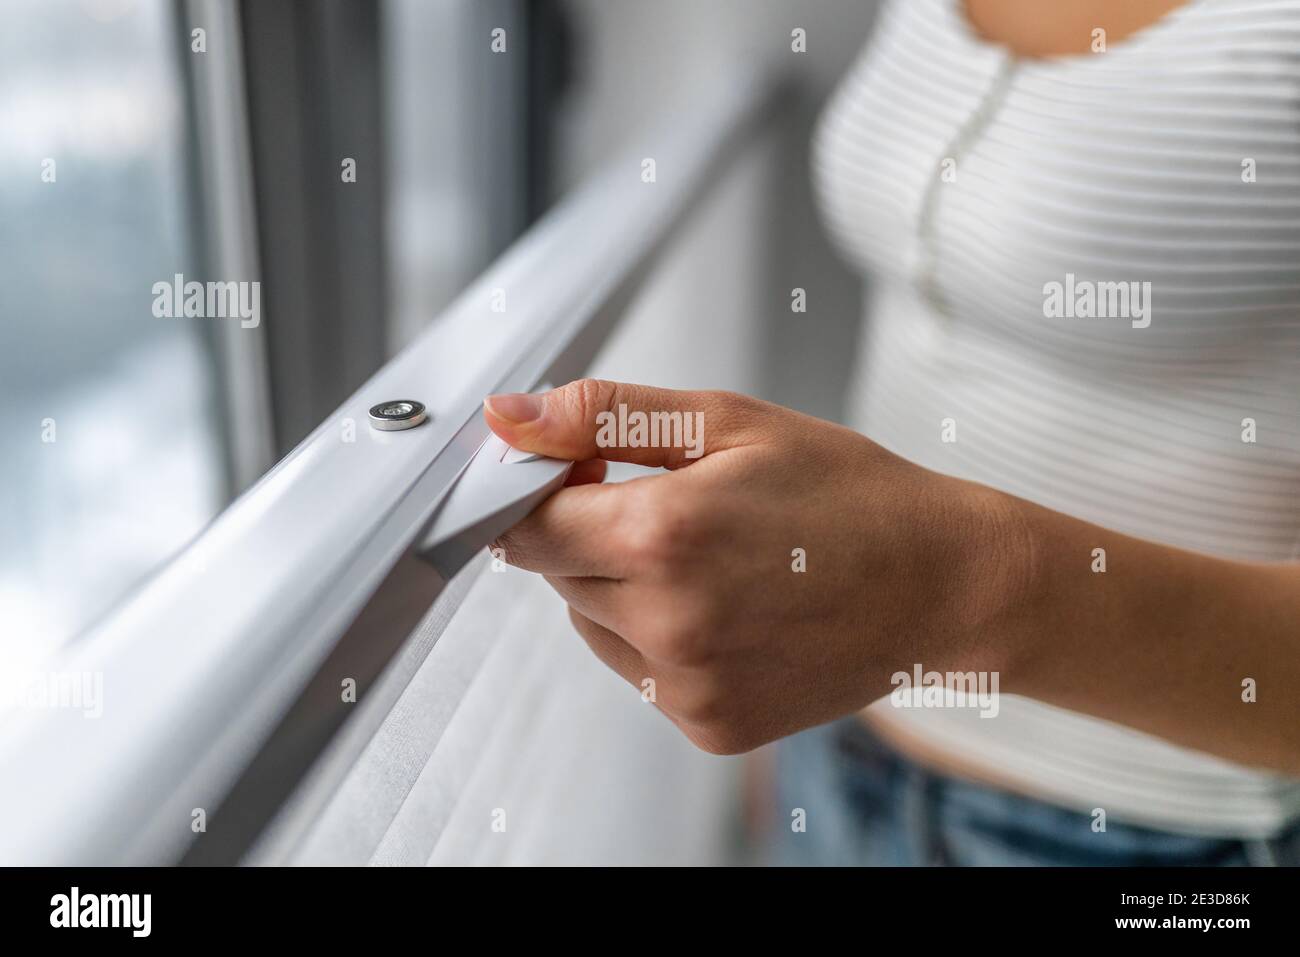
[771,719,1300,867]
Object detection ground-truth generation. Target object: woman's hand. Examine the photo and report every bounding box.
[483,378,1030,754]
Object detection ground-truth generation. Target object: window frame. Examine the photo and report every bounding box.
[181,0,276,493]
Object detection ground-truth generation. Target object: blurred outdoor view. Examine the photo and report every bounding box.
[0,0,225,668]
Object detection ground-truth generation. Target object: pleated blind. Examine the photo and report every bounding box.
[249,553,739,866]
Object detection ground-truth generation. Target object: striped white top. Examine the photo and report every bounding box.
[813,0,1300,837]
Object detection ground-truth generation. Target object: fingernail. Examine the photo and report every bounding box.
[484,392,543,424]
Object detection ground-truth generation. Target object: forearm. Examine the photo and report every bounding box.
[979,485,1300,773]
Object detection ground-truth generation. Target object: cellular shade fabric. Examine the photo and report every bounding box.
[813,0,1300,836]
[256,552,739,865]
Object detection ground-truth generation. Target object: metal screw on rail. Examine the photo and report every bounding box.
[367,400,428,431]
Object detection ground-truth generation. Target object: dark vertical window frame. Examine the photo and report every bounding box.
[466,0,531,258]
[238,0,388,454]
[522,0,571,222]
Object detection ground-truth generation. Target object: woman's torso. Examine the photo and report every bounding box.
[813,0,1300,837]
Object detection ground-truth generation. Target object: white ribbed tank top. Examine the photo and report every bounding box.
[813,0,1300,837]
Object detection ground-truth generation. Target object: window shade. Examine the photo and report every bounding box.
[249,554,740,866]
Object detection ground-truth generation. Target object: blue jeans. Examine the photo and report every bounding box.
[773,719,1300,866]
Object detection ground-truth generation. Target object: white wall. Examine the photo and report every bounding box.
[560,0,881,419]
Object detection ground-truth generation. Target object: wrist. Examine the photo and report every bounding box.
[942,477,1042,683]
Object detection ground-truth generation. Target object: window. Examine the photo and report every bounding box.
[382,0,533,351]
[0,0,226,664]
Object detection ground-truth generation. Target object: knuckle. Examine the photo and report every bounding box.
[490,532,518,563]
[650,624,691,663]
[623,515,679,566]
[562,377,615,428]
[673,684,727,726]
[642,614,709,666]
[703,389,750,411]
[490,528,530,567]
[704,390,771,441]
[619,492,699,569]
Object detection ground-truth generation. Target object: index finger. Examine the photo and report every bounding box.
[492,478,639,578]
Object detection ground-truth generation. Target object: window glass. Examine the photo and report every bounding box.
[382,0,528,351]
[0,0,225,665]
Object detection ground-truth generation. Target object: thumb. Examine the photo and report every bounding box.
[483,378,758,468]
